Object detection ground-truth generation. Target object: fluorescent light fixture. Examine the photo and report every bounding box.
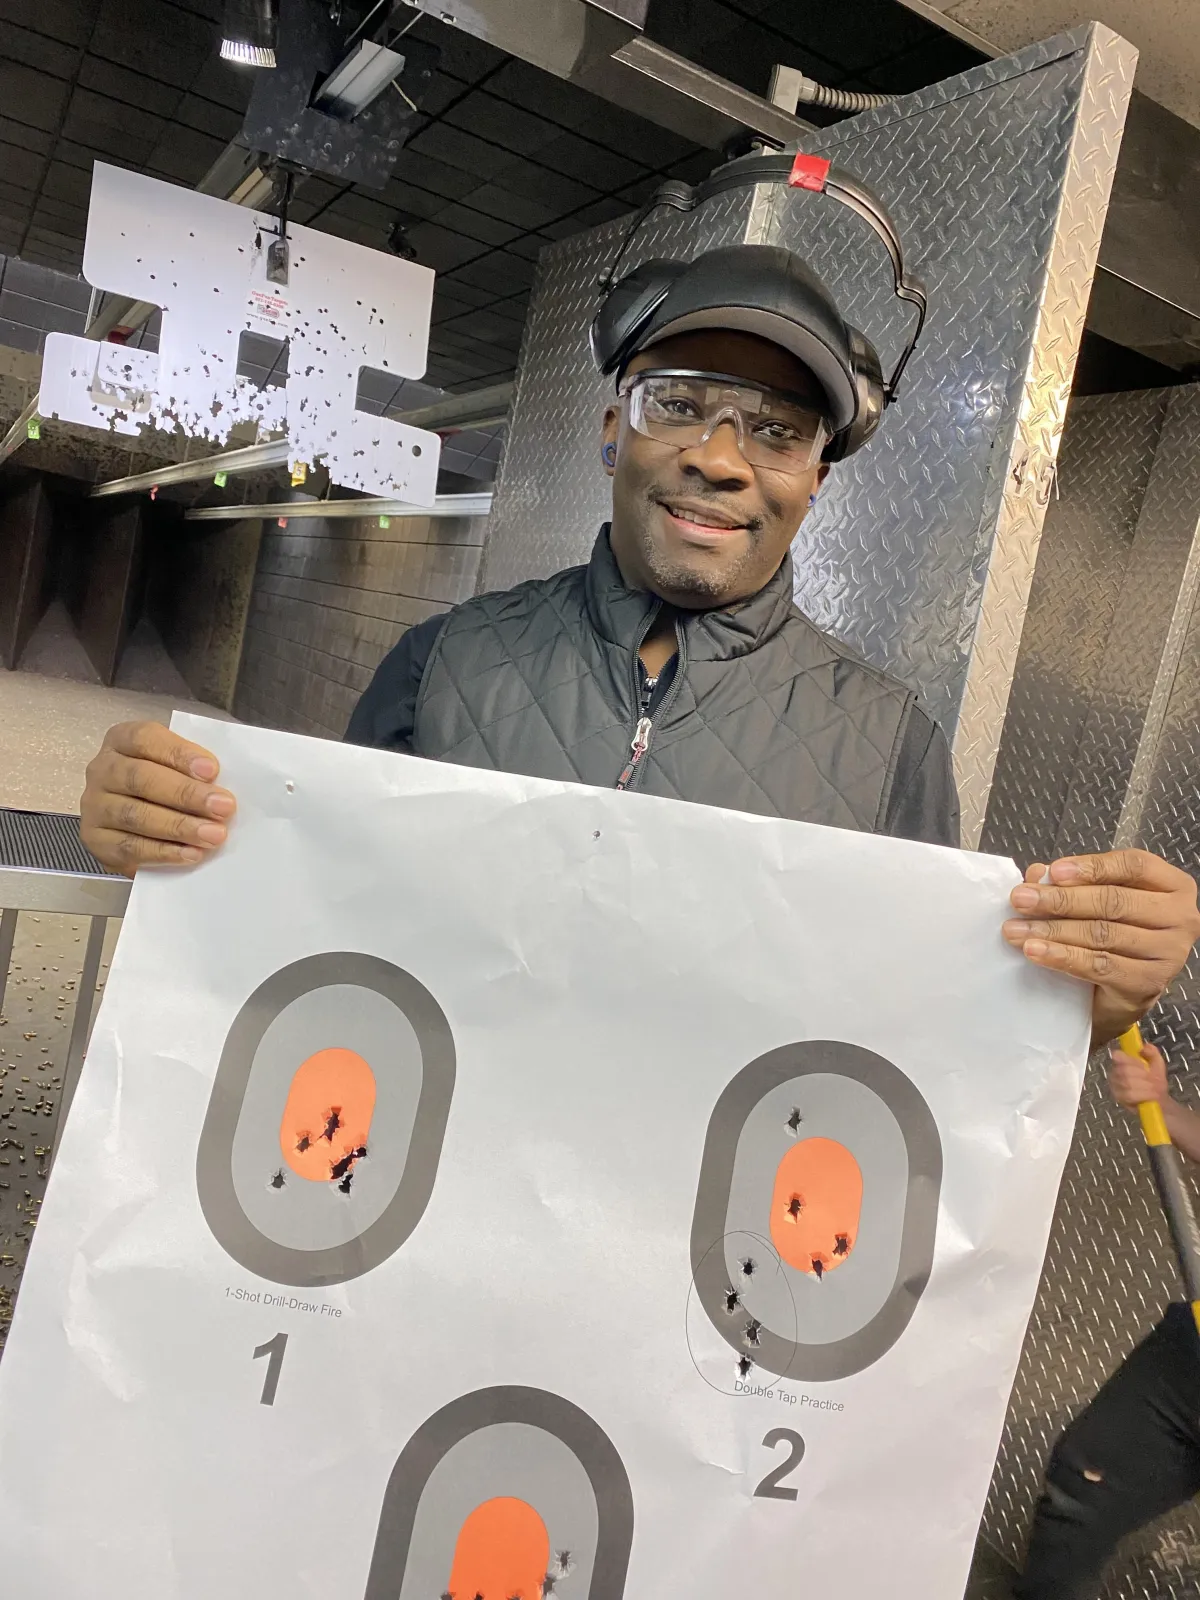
[221,0,278,68]
[314,40,408,117]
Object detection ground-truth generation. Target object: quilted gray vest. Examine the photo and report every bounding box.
[414,529,916,831]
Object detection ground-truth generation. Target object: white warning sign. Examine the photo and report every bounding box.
[0,715,1091,1599]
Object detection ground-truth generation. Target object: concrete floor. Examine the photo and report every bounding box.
[0,654,231,1350]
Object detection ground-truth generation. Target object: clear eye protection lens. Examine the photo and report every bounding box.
[626,372,828,473]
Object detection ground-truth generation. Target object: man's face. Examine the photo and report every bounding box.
[602,328,830,609]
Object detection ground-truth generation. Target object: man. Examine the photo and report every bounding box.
[1018,1039,1200,1596]
[79,244,1200,1047]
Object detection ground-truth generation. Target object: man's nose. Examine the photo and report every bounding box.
[678,417,756,485]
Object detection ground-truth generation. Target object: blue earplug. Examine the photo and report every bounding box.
[603,443,617,467]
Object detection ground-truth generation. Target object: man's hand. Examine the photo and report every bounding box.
[1001,850,1200,1048]
[80,721,236,878]
[1109,1040,1169,1108]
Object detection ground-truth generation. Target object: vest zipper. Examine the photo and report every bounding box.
[615,621,686,792]
[615,714,654,791]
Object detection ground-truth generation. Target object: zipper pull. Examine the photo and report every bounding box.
[615,716,653,791]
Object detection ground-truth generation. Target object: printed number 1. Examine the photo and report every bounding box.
[754,1427,806,1500]
[253,1331,288,1406]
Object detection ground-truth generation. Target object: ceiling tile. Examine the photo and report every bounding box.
[0,116,53,158]
[186,53,256,113]
[174,91,243,142]
[77,56,182,119]
[444,92,561,157]
[430,201,523,248]
[404,221,488,274]
[409,122,519,181]
[447,249,536,296]
[535,132,645,191]
[0,0,99,48]
[0,62,69,134]
[485,157,599,213]
[90,0,214,90]
[486,59,596,131]
[457,181,559,232]
[0,19,78,77]
[42,161,92,205]
[0,142,48,192]
[569,101,692,165]
[389,147,483,202]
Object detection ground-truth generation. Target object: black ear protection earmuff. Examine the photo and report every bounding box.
[589,153,927,463]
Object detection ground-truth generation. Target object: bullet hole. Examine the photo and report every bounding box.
[296,1133,311,1153]
[322,1109,342,1142]
[285,780,294,793]
[740,1256,756,1277]
[593,830,601,840]
[269,1170,286,1190]
[737,1355,754,1379]
[786,1108,803,1134]
[724,1286,741,1315]
[811,1257,824,1280]
[413,444,422,456]
[742,1319,762,1348]
[833,1234,850,1257]
[331,1146,367,1192]
[785,1193,803,1221]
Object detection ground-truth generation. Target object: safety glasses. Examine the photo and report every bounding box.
[621,369,830,472]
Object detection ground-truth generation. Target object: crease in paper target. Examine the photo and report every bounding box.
[37,163,440,501]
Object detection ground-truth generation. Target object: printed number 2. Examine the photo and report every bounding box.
[754,1427,806,1500]
[253,1332,288,1406]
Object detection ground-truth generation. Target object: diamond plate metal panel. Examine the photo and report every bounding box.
[763,27,1132,844]
[480,26,1135,850]
[478,185,759,593]
[981,389,1169,865]
[982,384,1200,1595]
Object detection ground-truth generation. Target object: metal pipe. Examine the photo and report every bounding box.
[769,65,893,116]
[395,381,514,431]
[88,385,513,498]
[186,491,493,521]
[90,439,291,498]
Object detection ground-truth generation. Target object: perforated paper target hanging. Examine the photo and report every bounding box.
[195,952,455,1287]
[363,1386,634,1600]
[688,1040,941,1385]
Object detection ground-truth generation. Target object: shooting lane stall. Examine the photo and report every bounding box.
[481,22,1200,1596]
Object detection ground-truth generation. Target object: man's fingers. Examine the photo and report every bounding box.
[1047,848,1189,894]
[1002,916,1158,959]
[88,828,206,877]
[1013,936,1165,998]
[94,753,234,821]
[96,793,228,852]
[1009,881,1178,928]
[106,720,220,782]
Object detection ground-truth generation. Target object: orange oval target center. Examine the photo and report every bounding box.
[280,1047,376,1182]
[447,1495,550,1600]
[770,1135,862,1276]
